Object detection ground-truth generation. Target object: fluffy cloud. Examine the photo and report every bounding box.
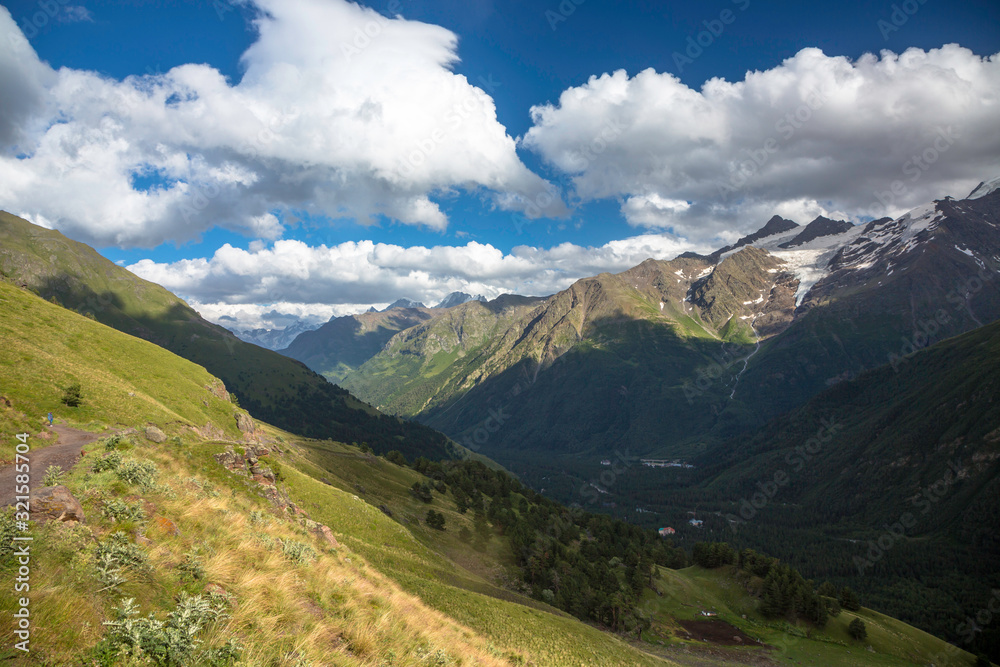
[0,1,562,248]
[522,45,1000,241]
[128,233,707,330]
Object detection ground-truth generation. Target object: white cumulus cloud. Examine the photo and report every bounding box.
[0,1,563,248]
[127,233,708,330]
[522,45,1000,241]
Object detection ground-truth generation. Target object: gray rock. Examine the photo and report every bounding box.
[144,425,167,443]
[30,485,85,523]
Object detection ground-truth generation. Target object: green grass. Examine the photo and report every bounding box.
[0,281,243,461]
[641,566,979,666]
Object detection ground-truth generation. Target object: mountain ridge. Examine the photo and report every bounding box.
[0,210,467,462]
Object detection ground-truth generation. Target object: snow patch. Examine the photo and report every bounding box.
[771,248,837,306]
[968,175,1000,199]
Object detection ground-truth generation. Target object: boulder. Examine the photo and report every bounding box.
[301,518,339,548]
[144,425,167,443]
[151,515,180,536]
[316,524,340,548]
[206,381,230,402]
[235,412,255,434]
[30,485,85,523]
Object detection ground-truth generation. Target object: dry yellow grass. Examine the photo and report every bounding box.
[1,439,520,666]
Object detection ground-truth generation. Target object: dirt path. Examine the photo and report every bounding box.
[0,424,108,507]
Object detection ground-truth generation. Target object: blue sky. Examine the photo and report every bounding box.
[1,0,998,328]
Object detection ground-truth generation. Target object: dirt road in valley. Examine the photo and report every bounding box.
[0,425,108,507]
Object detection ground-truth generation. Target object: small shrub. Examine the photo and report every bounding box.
[97,593,234,666]
[93,451,123,473]
[248,510,269,526]
[410,482,433,503]
[102,434,133,452]
[279,538,316,565]
[839,586,861,612]
[385,450,408,466]
[425,510,446,530]
[61,383,83,407]
[117,459,159,488]
[178,550,206,582]
[42,465,64,486]
[102,498,147,523]
[187,477,220,498]
[94,532,147,591]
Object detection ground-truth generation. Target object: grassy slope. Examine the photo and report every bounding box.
[0,211,463,463]
[0,282,672,666]
[257,424,982,667]
[643,566,978,667]
[0,280,244,459]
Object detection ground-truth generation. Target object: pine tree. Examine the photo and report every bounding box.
[848,618,867,641]
[839,586,861,611]
[761,569,785,617]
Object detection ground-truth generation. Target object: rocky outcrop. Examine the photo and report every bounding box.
[214,445,280,503]
[206,381,230,402]
[302,518,340,548]
[191,422,225,440]
[144,425,167,443]
[235,412,265,442]
[30,485,85,523]
[235,412,254,434]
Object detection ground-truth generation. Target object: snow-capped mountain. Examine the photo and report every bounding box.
[382,298,427,311]
[434,292,488,309]
[968,176,1000,200]
[231,321,322,350]
[707,180,1000,313]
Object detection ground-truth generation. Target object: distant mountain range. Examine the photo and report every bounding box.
[231,320,322,350]
[230,292,487,351]
[301,180,1000,484]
